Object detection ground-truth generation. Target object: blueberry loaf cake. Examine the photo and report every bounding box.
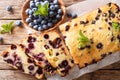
[41,30,74,76]
[59,3,120,68]
[1,44,44,79]
[20,34,56,74]
[21,30,74,76]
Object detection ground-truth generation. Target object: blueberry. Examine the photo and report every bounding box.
[66,12,72,18]
[72,14,77,18]
[37,18,42,22]
[44,1,49,4]
[58,9,62,14]
[30,2,35,8]
[42,25,48,29]
[34,15,39,19]
[30,1,34,4]
[15,20,22,26]
[53,0,59,4]
[49,11,54,17]
[29,10,33,15]
[38,26,43,31]
[52,19,57,24]
[34,0,40,2]
[6,5,12,11]
[32,8,37,12]
[41,20,47,24]
[33,20,38,24]
[29,22,34,27]
[29,15,34,19]
[54,5,60,10]
[35,2,40,6]
[33,25,39,30]
[56,14,61,19]
[25,9,30,15]
[26,18,32,23]
[47,23,53,27]
[0,37,3,42]
[50,5,55,11]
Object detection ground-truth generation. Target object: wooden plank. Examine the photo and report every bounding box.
[0,70,41,80]
[75,73,92,80]
[0,0,84,19]
[91,70,120,80]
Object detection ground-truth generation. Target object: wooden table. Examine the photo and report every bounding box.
[0,0,120,80]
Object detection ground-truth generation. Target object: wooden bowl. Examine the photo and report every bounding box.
[21,0,66,33]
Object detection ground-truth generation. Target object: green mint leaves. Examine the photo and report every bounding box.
[34,3,49,16]
[0,21,14,34]
[112,22,120,31]
[78,31,90,48]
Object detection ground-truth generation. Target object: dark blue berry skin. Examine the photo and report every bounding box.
[29,10,33,15]
[26,9,30,15]
[58,9,62,14]
[26,18,32,23]
[52,19,57,24]
[29,15,34,19]
[54,5,60,10]
[38,26,43,31]
[30,1,34,4]
[34,0,40,2]
[49,11,54,17]
[41,20,47,24]
[33,20,38,25]
[47,23,53,27]
[53,0,59,4]
[0,37,3,42]
[30,2,35,8]
[72,14,77,18]
[29,22,34,27]
[33,25,39,30]
[42,25,48,29]
[56,14,61,19]
[32,8,37,12]
[35,2,40,6]
[66,13,72,18]
[50,5,56,11]
[6,5,12,11]
[15,21,22,26]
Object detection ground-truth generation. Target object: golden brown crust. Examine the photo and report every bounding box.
[59,3,120,68]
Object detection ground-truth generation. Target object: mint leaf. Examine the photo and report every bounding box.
[78,31,90,48]
[0,21,14,34]
[112,22,120,31]
[34,3,49,16]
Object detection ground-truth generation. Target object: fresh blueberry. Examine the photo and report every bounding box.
[66,12,72,18]
[56,14,61,19]
[52,19,57,24]
[44,1,49,4]
[26,18,32,23]
[25,9,30,15]
[34,0,40,2]
[41,20,47,24]
[37,18,42,22]
[29,22,34,27]
[38,26,43,31]
[32,8,37,12]
[72,14,77,18]
[58,9,62,14]
[30,2,35,8]
[29,15,34,19]
[53,0,59,4]
[29,10,33,15]
[49,11,54,17]
[47,23,53,27]
[0,37,3,42]
[35,2,40,6]
[54,5,60,10]
[6,5,12,11]
[15,20,22,26]
[34,15,39,19]
[42,24,48,29]
[33,20,38,24]
[30,1,34,4]
[50,5,55,11]
[33,25,39,30]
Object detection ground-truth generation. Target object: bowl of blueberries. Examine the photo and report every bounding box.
[22,0,66,32]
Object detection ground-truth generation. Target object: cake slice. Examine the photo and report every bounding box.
[21,30,74,76]
[20,34,56,74]
[1,44,44,79]
[59,3,120,68]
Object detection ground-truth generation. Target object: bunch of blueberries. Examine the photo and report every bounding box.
[25,0,63,31]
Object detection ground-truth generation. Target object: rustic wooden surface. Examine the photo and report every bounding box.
[0,0,120,80]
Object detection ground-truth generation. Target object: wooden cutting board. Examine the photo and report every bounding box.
[0,0,120,80]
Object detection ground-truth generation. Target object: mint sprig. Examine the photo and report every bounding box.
[112,22,120,31]
[78,31,90,48]
[34,3,49,16]
[0,21,14,34]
